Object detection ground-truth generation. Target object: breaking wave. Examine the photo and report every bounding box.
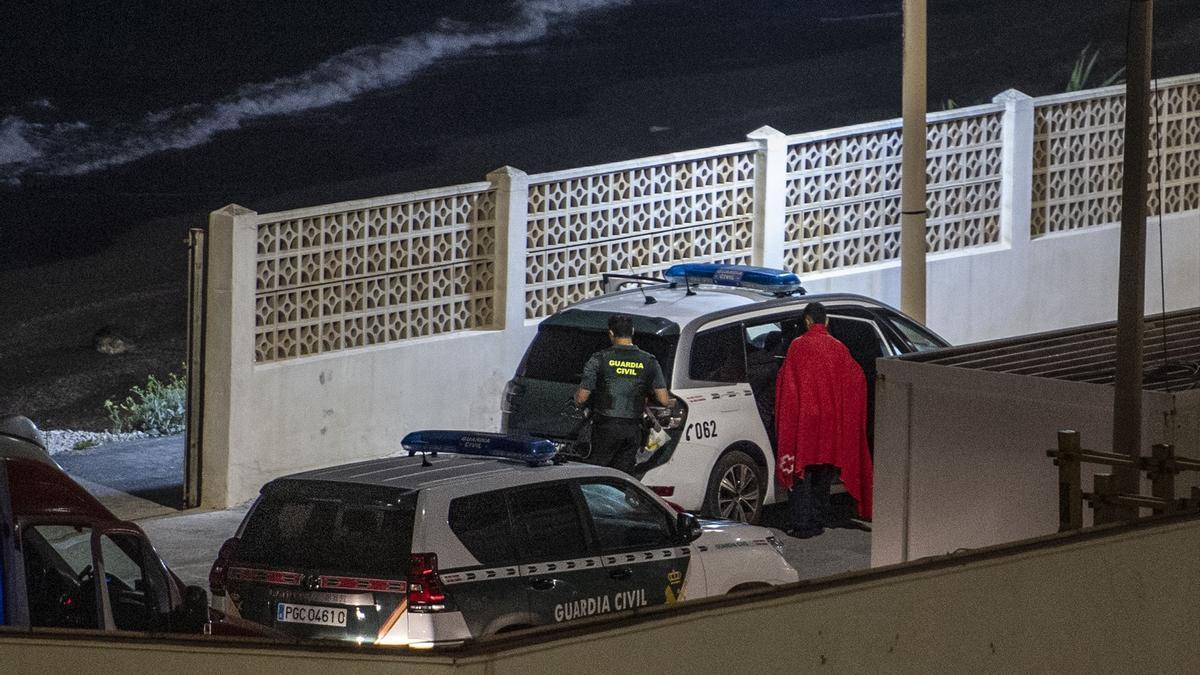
[0,0,627,182]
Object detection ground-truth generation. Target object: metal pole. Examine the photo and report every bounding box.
[185,227,208,509]
[1092,474,1120,526]
[1055,430,1083,531]
[1149,443,1176,511]
[900,0,928,323]
[1111,0,1153,515]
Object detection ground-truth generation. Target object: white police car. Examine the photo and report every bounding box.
[209,431,797,646]
[502,263,949,524]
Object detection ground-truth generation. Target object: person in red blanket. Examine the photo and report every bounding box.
[774,302,873,538]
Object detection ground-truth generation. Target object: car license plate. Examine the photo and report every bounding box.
[276,602,348,627]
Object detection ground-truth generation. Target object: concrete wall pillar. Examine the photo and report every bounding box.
[202,204,258,508]
[488,166,530,329]
[993,89,1035,251]
[747,126,788,269]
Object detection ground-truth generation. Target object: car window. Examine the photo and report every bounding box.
[884,312,946,352]
[22,524,100,629]
[827,316,885,366]
[522,325,677,386]
[238,484,417,578]
[508,483,589,561]
[579,481,674,551]
[745,321,782,347]
[449,491,518,566]
[744,319,785,363]
[689,325,746,383]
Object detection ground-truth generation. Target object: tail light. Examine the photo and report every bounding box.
[650,486,675,497]
[209,537,239,596]
[407,553,446,611]
[500,380,525,415]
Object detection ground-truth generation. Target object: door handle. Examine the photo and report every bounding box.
[527,578,556,591]
[608,567,633,580]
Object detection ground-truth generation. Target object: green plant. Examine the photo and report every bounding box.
[104,367,187,436]
[1066,44,1125,92]
[941,98,959,111]
[73,438,99,451]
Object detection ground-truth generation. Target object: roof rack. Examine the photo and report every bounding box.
[600,272,671,295]
[401,430,558,466]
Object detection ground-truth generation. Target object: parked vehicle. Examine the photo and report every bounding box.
[210,431,797,646]
[502,263,949,524]
[0,414,277,638]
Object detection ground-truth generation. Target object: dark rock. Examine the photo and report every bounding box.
[93,326,135,355]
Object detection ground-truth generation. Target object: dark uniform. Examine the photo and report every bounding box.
[579,344,667,474]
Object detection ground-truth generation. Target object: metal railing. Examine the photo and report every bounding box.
[1048,430,1200,530]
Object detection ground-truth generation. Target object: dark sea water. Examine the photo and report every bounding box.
[1,0,1197,266]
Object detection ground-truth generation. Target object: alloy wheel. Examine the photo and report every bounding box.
[717,463,760,522]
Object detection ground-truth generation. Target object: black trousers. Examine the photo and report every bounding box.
[590,416,643,474]
[789,464,837,534]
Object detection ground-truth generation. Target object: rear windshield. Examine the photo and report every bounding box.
[237,482,417,578]
[520,325,677,385]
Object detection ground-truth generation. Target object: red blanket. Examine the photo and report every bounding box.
[774,324,873,519]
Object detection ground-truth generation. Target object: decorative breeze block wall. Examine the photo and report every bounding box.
[236,74,1200,363]
[1032,78,1200,236]
[253,189,498,363]
[783,110,1004,274]
[524,151,757,319]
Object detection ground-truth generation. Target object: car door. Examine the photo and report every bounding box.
[444,489,528,636]
[577,478,694,608]
[826,308,894,450]
[17,518,172,632]
[507,481,611,626]
[683,323,763,455]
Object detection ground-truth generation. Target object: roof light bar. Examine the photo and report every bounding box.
[664,263,804,294]
[401,430,558,465]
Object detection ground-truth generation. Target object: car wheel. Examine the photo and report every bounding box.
[703,450,765,524]
[727,582,772,595]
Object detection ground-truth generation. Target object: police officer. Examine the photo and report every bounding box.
[575,314,672,474]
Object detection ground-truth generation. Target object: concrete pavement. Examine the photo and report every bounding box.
[56,434,186,509]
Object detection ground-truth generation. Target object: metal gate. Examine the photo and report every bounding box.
[184,227,207,508]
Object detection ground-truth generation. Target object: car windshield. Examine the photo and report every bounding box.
[521,325,677,386]
[884,312,947,352]
[237,482,417,578]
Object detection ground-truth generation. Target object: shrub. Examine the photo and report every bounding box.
[73,438,99,451]
[104,368,187,436]
[1066,44,1125,92]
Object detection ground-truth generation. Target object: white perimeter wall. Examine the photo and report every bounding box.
[872,354,1200,567]
[234,325,539,504]
[806,210,1200,345]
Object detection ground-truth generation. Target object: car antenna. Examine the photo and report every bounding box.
[683,275,696,296]
[638,284,657,304]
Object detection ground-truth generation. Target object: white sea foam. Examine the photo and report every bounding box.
[0,0,628,181]
[0,117,41,165]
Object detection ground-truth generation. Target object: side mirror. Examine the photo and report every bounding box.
[677,512,703,544]
[183,585,211,633]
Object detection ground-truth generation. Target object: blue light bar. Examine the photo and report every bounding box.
[664,263,803,294]
[401,430,558,465]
